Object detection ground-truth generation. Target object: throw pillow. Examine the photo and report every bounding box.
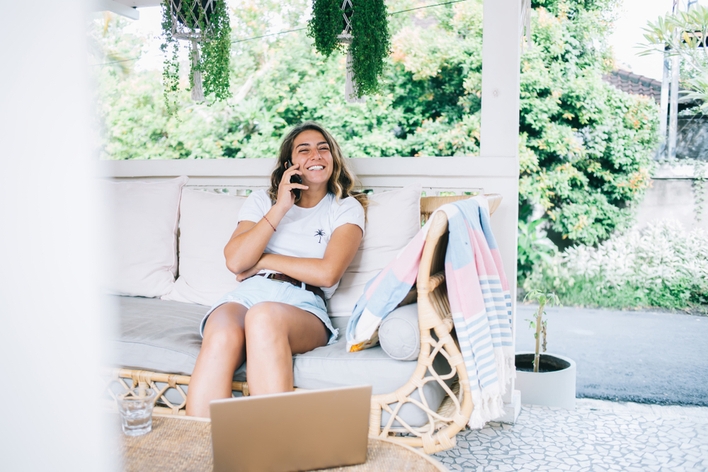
[162,188,247,306]
[104,176,188,298]
[378,303,421,361]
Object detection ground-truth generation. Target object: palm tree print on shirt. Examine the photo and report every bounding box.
[314,229,325,243]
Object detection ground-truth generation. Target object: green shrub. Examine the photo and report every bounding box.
[526,221,708,313]
[518,6,659,247]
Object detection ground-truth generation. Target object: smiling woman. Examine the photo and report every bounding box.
[185,122,368,417]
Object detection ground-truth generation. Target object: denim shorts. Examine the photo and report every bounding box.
[200,275,338,345]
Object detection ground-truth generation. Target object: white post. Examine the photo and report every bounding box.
[667,0,684,160]
[480,0,522,422]
[0,2,111,471]
[659,53,670,157]
[668,55,680,159]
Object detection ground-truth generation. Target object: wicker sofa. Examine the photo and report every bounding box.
[103,173,500,453]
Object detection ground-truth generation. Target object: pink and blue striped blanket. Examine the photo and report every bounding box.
[346,196,514,428]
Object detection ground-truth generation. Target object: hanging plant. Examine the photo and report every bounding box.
[349,0,389,96]
[160,0,232,113]
[307,0,390,99]
[308,0,345,57]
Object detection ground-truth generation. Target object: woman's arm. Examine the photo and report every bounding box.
[224,165,307,275]
[236,223,363,288]
[223,207,284,275]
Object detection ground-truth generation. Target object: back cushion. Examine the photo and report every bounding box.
[104,176,188,298]
[162,188,247,306]
[328,185,422,317]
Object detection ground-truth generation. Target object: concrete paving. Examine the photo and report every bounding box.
[515,304,708,406]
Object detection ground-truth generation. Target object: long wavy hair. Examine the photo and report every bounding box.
[268,122,367,211]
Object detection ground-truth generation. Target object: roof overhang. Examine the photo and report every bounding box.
[95,0,161,20]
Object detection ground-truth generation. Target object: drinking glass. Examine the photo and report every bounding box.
[116,387,157,436]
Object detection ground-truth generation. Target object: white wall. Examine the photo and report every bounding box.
[0,1,112,471]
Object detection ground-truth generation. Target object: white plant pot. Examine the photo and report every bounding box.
[515,352,577,409]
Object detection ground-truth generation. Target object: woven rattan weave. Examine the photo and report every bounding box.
[107,194,502,454]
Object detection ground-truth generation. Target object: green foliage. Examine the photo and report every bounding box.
[349,0,391,96]
[308,0,391,97]
[531,0,617,17]
[96,0,658,255]
[95,3,403,160]
[527,221,708,313]
[160,0,232,112]
[307,0,344,57]
[518,5,658,247]
[160,6,180,114]
[641,5,708,113]
[94,0,477,159]
[198,0,233,100]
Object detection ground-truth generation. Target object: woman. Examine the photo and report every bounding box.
[186,122,366,417]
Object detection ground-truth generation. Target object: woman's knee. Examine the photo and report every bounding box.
[202,308,246,350]
[244,303,287,342]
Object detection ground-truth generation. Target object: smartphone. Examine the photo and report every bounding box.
[285,161,302,200]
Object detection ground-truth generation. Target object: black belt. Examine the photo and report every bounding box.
[255,273,325,301]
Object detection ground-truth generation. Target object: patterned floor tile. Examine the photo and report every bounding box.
[432,400,708,471]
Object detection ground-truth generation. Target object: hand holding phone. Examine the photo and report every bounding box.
[285,161,302,200]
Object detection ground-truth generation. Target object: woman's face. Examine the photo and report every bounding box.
[290,129,334,186]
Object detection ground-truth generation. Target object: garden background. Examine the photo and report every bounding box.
[91,0,708,313]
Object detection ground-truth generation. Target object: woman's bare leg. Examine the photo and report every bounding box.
[186,303,248,417]
[244,302,328,395]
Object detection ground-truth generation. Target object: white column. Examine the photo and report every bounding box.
[0,2,112,471]
[480,0,522,161]
[659,53,670,155]
[479,0,522,422]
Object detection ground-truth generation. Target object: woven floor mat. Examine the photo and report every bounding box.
[117,415,446,471]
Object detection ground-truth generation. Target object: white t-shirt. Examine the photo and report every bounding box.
[238,189,365,299]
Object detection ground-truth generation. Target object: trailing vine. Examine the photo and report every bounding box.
[307,0,390,97]
[349,0,390,96]
[160,5,180,115]
[160,0,232,113]
[307,0,344,58]
[197,0,231,100]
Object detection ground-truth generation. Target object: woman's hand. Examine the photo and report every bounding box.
[275,163,308,211]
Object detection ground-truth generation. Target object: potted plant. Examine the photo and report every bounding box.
[160,0,232,112]
[515,290,577,409]
[307,0,390,100]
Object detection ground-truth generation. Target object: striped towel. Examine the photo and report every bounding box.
[345,228,429,352]
[346,196,514,429]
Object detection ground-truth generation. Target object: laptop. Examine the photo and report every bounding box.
[209,385,372,472]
